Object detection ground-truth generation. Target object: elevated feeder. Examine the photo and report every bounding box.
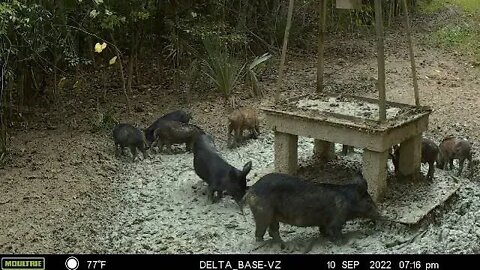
[265,0,429,202]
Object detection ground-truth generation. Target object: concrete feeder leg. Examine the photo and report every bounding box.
[313,139,335,162]
[399,134,422,180]
[274,131,298,174]
[362,149,389,202]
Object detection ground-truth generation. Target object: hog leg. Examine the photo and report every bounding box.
[458,157,466,176]
[139,144,148,160]
[268,221,282,243]
[227,122,234,148]
[115,143,121,156]
[251,207,272,242]
[426,162,435,180]
[207,186,217,203]
[130,146,137,162]
[250,127,258,139]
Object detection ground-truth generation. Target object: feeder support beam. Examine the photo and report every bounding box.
[374,0,387,122]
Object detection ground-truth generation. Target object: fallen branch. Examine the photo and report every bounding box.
[448,174,461,183]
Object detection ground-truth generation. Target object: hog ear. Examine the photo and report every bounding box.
[242,161,252,177]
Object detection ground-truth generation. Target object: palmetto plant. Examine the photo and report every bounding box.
[202,38,272,107]
[246,52,271,97]
[202,38,245,107]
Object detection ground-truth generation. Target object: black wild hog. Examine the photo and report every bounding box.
[437,136,472,176]
[242,173,379,243]
[152,121,203,153]
[193,133,252,203]
[112,123,148,161]
[145,110,192,145]
[391,138,439,180]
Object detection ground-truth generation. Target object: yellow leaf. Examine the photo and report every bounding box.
[94,43,103,53]
[109,56,117,65]
[94,42,107,53]
[58,77,67,89]
[73,80,80,89]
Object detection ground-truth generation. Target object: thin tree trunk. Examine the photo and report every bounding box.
[87,36,95,68]
[24,67,35,107]
[102,70,108,102]
[110,34,130,113]
[127,30,139,94]
[127,55,134,94]
[53,55,60,103]
[388,0,394,27]
[118,57,130,113]
[134,53,139,85]
[55,0,66,104]
[0,59,6,157]
[317,0,326,92]
[402,0,420,106]
[275,0,295,103]
[172,0,180,95]
[17,71,24,109]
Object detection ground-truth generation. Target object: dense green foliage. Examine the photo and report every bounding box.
[0,0,431,158]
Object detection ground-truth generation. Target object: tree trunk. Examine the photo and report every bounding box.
[0,59,7,158]
[237,0,248,30]
[275,0,295,102]
[126,28,139,94]
[102,69,108,102]
[134,53,140,85]
[317,0,326,92]
[53,54,61,103]
[402,0,420,106]
[118,57,130,113]
[127,55,134,94]
[16,71,25,108]
[24,67,35,106]
[110,34,130,113]
[173,2,180,95]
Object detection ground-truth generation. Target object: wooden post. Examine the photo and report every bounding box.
[374,0,386,122]
[402,0,420,106]
[316,0,327,92]
[275,0,295,103]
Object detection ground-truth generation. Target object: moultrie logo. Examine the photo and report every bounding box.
[1,257,45,270]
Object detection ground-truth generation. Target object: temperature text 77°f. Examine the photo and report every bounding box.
[87,260,107,270]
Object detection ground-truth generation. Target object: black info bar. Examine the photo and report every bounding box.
[0,254,476,270]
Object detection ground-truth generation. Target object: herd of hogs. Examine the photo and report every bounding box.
[112,108,473,245]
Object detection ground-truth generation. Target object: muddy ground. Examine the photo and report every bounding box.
[0,10,479,253]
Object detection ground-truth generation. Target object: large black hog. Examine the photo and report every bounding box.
[145,110,192,145]
[242,173,379,243]
[152,121,203,153]
[193,133,252,203]
[391,138,439,180]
